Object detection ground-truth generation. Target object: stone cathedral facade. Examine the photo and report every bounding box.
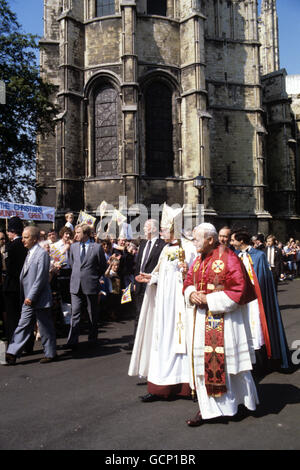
[37,0,300,239]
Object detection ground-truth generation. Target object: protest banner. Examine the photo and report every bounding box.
[0,200,55,223]
[77,210,96,227]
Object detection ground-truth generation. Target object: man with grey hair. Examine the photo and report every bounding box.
[183,222,258,426]
[66,223,107,350]
[129,204,197,401]
[199,222,218,240]
[5,226,57,365]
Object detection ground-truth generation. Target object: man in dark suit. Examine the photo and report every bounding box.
[3,217,28,344]
[5,226,56,365]
[66,224,107,349]
[124,219,165,351]
[264,234,284,291]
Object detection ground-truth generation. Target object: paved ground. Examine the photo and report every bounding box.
[0,279,299,451]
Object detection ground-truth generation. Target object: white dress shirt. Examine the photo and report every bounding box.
[24,243,39,270]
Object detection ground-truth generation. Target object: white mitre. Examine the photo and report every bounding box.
[161,203,183,231]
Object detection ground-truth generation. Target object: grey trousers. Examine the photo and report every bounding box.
[67,290,99,345]
[7,304,56,358]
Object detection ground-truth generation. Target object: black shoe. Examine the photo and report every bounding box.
[4,353,16,366]
[40,355,59,364]
[139,393,160,402]
[186,411,202,427]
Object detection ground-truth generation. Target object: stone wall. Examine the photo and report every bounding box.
[37,0,300,239]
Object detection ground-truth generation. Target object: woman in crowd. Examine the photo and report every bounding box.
[105,258,122,321]
[101,239,113,264]
[53,227,74,328]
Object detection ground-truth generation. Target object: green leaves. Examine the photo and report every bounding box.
[0,0,57,202]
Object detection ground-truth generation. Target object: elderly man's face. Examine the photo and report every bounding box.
[160,227,173,242]
[143,220,157,239]
[218,228,231,246]
[194,229,213,255]
[22,228,37,250]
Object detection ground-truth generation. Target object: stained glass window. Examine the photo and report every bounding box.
[94,86,118,176]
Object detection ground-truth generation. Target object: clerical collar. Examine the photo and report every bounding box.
[168,240,180,247]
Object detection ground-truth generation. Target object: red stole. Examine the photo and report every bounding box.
[193,247,228,398]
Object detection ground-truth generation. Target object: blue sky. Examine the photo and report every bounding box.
[7,0,300,75]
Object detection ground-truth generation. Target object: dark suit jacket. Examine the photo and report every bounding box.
[3,237,27,293]
[134,238,166,296]
[69,241,107,295]
[264,245,283,278]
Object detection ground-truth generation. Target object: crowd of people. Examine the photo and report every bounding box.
[0,207,294,427]
[251,234,300,280]
[0,217,141,346]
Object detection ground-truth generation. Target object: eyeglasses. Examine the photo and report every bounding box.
[0,238,5,240]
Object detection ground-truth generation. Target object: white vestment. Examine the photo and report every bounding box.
[184,287,259,419]
[129,238,196,387]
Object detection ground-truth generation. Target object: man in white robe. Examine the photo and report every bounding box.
[128,204,196,401]
[183,223,259,426]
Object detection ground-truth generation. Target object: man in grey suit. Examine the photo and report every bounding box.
[66,224,107,349]
[5,226,57,365]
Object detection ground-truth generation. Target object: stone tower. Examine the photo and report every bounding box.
[259,0,280,75]
[258,0,300,238]
[37,0,300,238]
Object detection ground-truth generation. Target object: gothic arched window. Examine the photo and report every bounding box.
[145,81,174,177]
[94,86,119,176]
[96,0,115,17]
[147,0,167,16]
